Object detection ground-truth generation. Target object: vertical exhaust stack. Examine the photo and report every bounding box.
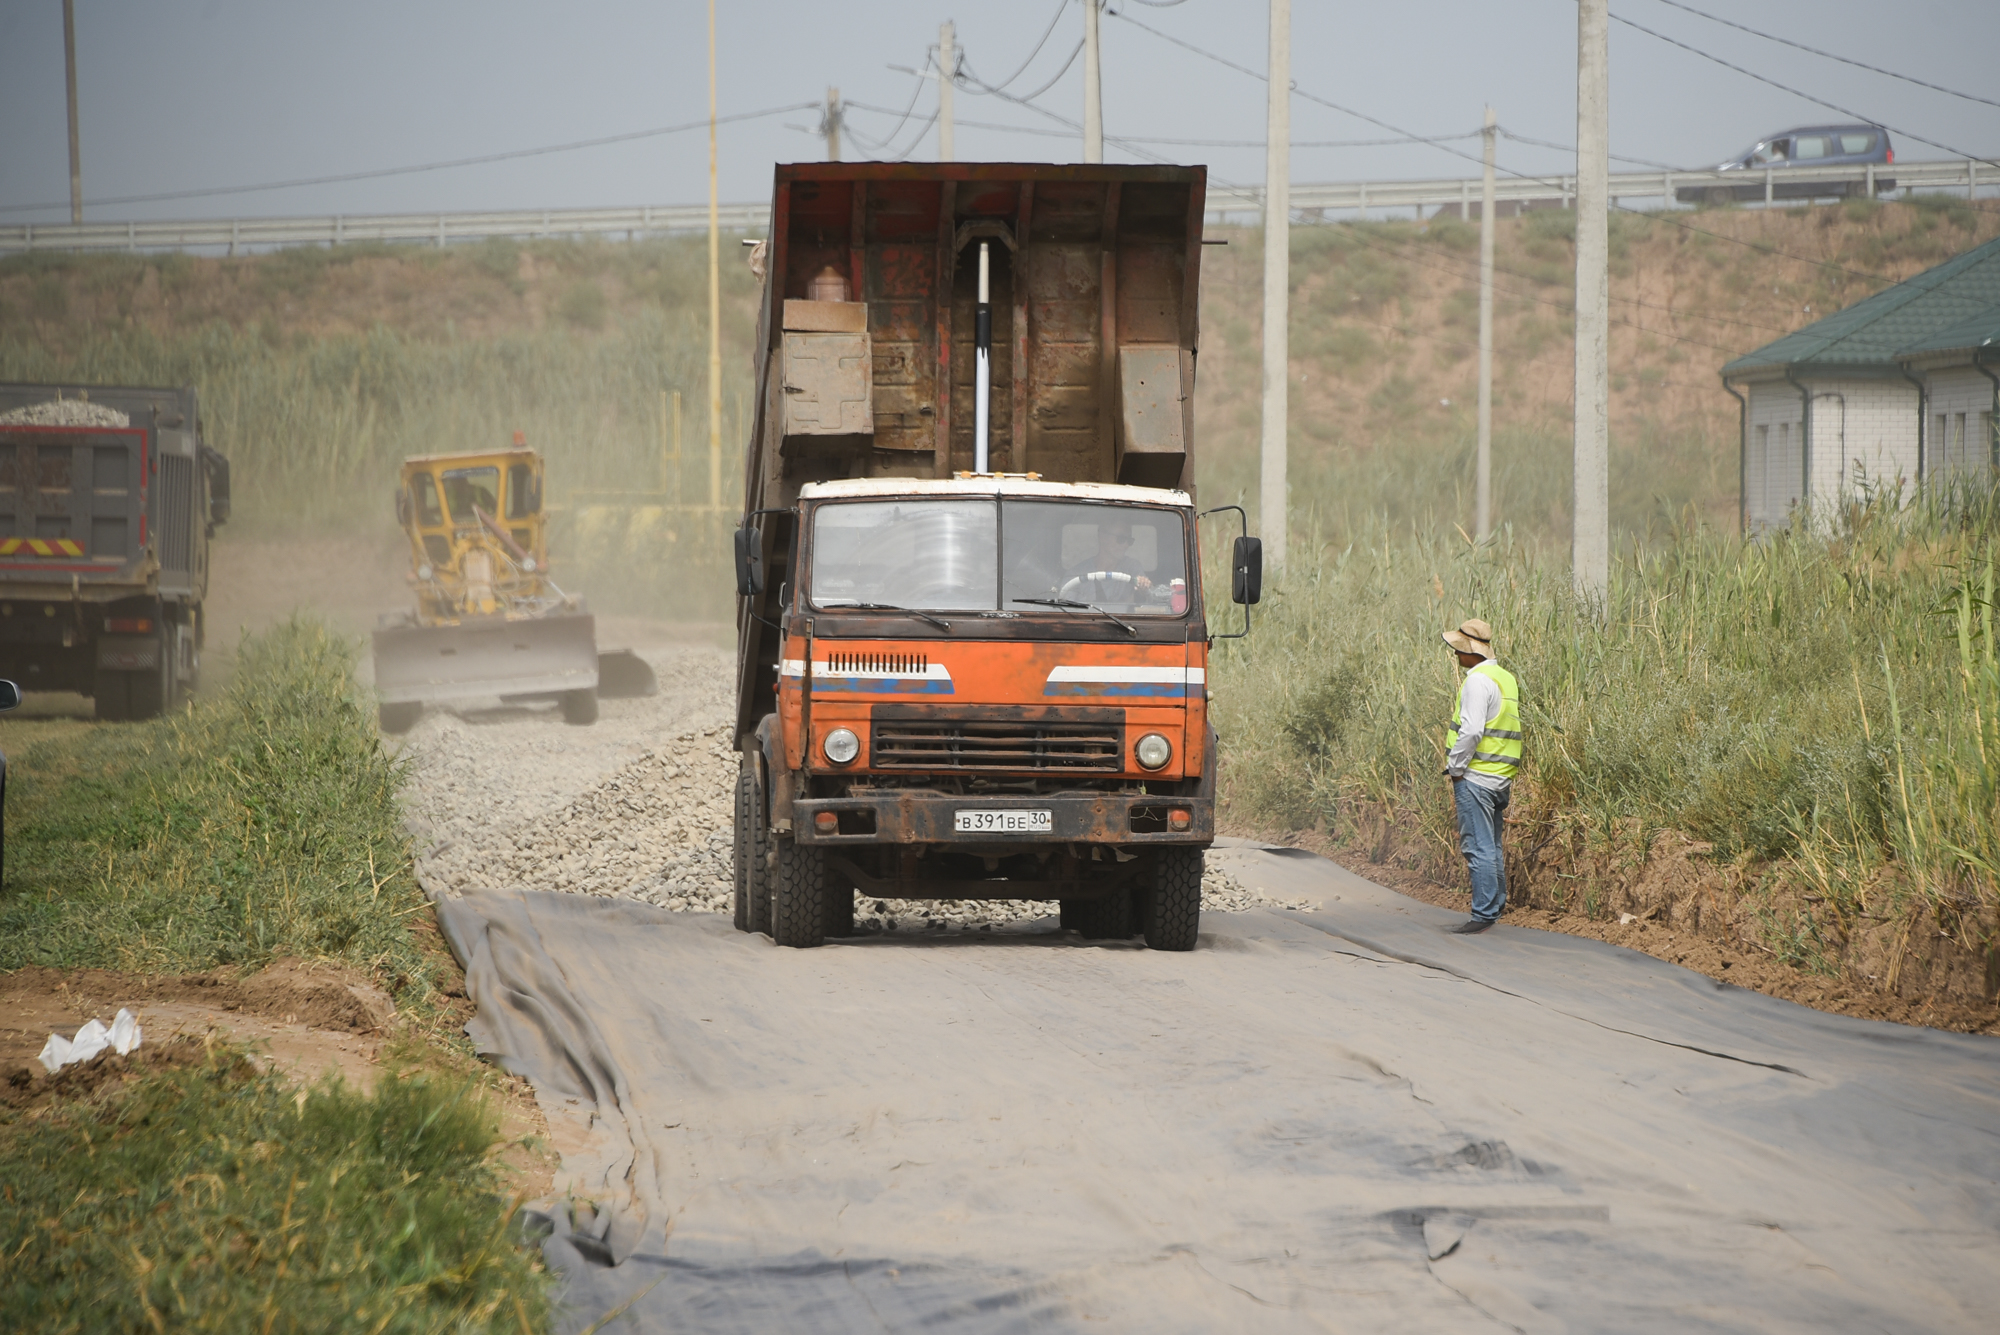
[974,241,992,474]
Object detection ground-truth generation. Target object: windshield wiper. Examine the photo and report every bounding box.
[829,601,952,631]
[1012,597,1137,636]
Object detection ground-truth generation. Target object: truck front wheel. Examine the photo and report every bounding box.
[1141,848,1204,951]
[771,836,828,948]
[1061,891,1134,941]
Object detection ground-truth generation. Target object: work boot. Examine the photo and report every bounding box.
[1448,918,1495,935]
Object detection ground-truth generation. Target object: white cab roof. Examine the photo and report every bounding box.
[797,476,1191,506]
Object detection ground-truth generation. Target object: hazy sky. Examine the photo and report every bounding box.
[1,1,1993,223]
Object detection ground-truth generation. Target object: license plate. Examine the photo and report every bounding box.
[954,809,1053,833]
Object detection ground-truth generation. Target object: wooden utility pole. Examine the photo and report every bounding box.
[707,0,723,511]
[63,0,82,224]
[1476,106,1496,542]
[823,86,842,161]
[1260,0,1290,571]
[1083,1,1103,164]
[1573,0,1610,600]
[938,22,956,162]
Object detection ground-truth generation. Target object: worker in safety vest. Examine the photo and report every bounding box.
[1441,618,1521,934]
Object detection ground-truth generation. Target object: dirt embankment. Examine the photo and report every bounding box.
[1237,801,2000,1035]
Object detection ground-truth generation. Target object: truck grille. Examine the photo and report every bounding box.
[871,716,1123,772]
[827,650,927,676]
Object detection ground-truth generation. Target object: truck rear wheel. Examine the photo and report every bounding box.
[733,754,770,934]
[771,836,827,948]
[1141,849,1204,952]
[560,689,599,726]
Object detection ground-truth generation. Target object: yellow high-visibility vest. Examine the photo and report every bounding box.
[1448,661,1523,779]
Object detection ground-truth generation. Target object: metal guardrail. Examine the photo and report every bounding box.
[0,159,1987,254]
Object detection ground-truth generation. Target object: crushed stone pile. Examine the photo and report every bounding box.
[0,399,131,427]
[402,645,1309,925]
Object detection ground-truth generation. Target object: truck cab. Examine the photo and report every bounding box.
[732,163,1256,950]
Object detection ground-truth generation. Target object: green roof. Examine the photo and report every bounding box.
[1895,301,2000,359]
[1723,234,2000,378]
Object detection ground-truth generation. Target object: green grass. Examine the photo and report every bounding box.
[0,1049,546,1333]
[0,618,447,1007]
[1208,485,2000,978]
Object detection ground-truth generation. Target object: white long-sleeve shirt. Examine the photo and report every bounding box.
[1446,657,1511,791]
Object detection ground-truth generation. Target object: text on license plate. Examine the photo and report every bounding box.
[954,809,1053,833]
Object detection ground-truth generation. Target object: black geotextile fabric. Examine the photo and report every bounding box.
[429,844,2000,1333]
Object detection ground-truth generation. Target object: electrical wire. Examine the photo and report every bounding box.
[1106,5,1930,288]
[1638,0,2000,112]
[843,58,931,152]
[1498,130,1684,172]
[842,103,1475,150]
[0,104,820,216]
[1609,12,2000,171]
[978,0,1073,94]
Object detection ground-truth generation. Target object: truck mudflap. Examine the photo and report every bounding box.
[791,791,1214,847]
[372,612,599,705]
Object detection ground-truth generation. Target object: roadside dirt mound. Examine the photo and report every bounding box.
[1245,812,2000,1035]
[2,1035,213,1113]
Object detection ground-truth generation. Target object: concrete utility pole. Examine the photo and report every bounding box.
[938,22,956,162]
[1083,0,1104,164]
[1476,106,1496,542]
[823,86,843,161]
[1573,0,1611,601]
[63,0,82,224]
[1260,0,1290,571]
[707,0,723,500]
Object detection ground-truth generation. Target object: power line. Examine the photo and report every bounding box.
[0,103,819,216]
[978,0,1072,94]
[844,60,931,152]
[1107,5,1925,288]
[1608,12,2000,171]
[1497,129,1683,172]
[843,102,1476,150]
[1637,0,2000,112]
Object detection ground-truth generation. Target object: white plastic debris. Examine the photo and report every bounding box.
[35,1009,143,1074]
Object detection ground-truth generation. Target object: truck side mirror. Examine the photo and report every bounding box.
[1231,536,1263,605]
[734,526,765,597]
[0,679,18,711]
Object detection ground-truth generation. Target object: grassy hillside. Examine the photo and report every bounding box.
[2,195,1994,606]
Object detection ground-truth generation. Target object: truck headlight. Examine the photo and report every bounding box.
[1135,732,1172,770]
[824,727,860,765]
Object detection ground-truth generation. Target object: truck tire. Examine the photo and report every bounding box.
[771,836,827,948]
[379,702,422,734]
[823,873,856,938]
[1706,185,1733,206]
[1061,890,1134,941]
[561,689,599,726]
[733,754,770,934]
[93,672,130,722]
[1141,849,1204,952]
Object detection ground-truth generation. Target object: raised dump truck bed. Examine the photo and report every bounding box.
[730,163,1262,951]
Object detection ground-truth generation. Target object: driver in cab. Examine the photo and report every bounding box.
[1063,518,1152,602]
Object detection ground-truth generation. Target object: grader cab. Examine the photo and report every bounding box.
[372,441,654,732]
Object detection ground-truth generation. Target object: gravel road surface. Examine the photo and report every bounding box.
[404,643,2000,1333]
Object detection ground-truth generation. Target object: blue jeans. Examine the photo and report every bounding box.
[1453,779,1510,922]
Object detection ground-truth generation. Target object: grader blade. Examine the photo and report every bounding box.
[595,648,658,699]
[373,613,600,706]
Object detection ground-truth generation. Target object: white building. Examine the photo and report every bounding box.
[1723,235,2000,532]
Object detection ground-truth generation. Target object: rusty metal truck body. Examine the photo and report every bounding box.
[732,163,1256,950]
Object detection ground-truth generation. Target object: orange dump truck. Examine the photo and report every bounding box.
[732,163,1260,949]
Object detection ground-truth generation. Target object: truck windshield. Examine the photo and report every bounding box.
[810,498,1188,616]
[441,467,499,523]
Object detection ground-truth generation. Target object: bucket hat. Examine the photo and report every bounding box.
[1441,618,1494,655]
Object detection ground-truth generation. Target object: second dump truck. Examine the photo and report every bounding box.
[733,162,1259,950]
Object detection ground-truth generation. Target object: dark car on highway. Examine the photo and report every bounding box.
[1677,125,1895,205]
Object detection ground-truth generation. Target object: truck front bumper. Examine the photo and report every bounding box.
[792,790,1213,847]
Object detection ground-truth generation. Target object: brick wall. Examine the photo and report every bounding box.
[1744,381,1804,532]
[1804,378,1921,508]
[1924,367,1998,480]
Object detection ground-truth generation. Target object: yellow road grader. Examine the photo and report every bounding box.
[372,439,654,733]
